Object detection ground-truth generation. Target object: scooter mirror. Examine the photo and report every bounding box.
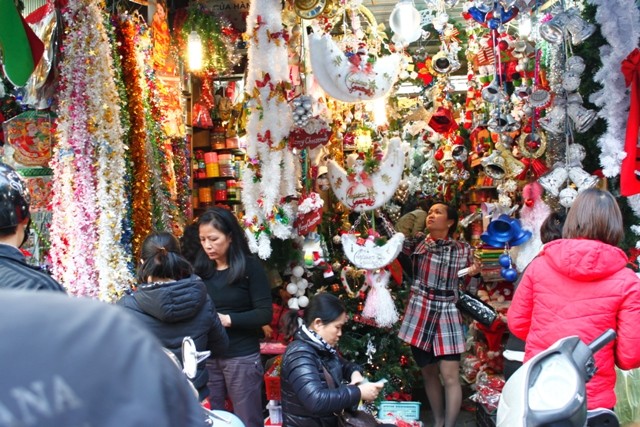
[182,337,211,380]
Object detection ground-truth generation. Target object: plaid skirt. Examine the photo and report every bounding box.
[398,288,466,356]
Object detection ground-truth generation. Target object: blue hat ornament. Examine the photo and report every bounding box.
[481,214,532,248]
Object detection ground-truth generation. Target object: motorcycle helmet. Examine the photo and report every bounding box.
[0,163,31,231]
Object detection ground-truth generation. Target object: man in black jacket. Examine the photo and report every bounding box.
[0,289,207,427]
[0,163,64,292]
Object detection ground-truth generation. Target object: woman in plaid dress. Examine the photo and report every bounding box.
[398,202,481,427]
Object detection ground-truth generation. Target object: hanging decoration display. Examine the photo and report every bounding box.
[309,33,401,102]
[513,181,550,272]
[587,0,640,180]
[327,137,404,211]
[176,3,243,76]
[2,110,54,167]
[242,0,298,259]
[50,0,134,299]
[341,231,405,271]
[114,13,152,258]
[23,1,60,109]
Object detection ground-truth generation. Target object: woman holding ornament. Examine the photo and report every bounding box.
[398,202,481,427]
[508,189,640,410]
[279,293,388,427]
[192,207,272,427]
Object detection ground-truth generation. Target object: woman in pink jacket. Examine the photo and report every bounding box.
[508,188,640,410]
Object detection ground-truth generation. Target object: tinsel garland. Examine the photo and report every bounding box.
[108,13,135,269]
[242,0,298,259]
[586,0,640,245]
[140,41,184,234]
[51,0,133,298]
[114,13,153,257]
[92,10,135,300]
[172,136,192,222]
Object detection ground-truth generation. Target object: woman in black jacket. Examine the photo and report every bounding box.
[279,293,384,427]
[118,231,228,400]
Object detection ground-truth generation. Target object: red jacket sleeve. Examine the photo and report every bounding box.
[615,272,640,370]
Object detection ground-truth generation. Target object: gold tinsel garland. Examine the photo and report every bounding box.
[114,13,153,257]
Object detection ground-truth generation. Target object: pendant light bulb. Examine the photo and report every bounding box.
[389,0,422,45]
[188,30,203,71]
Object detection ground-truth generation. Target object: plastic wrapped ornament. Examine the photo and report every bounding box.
[292,95,313,127]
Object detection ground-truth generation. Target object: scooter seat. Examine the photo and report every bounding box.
[586,408,619,427]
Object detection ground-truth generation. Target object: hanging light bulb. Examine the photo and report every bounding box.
[188,30,203,71]
[389,0,422,45]
[518,14,532,38]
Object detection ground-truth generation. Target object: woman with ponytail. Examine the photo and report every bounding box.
[118,231,228,400]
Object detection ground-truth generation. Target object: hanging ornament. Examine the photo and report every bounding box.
[389,0,423,45]
[327,137,405,211]
[341,231,405,270]
[309,33,401,102]
[361,269,399,327]
[291,95,313,127]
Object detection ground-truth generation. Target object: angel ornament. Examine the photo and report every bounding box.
[361,269,399,328]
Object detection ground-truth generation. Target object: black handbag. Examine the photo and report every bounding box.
[336,409,380,427]
[321,366,380,427]
[455,283,497,327]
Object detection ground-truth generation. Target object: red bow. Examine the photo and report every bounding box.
[255,73,272,89]
[622,48,640,87]
[620,48,640,196]
[515,157,548,180]
[257,130,272,146]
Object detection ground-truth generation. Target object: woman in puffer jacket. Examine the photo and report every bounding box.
[279,293,386,427]
[508,188,640,410]
[118,231,228,400]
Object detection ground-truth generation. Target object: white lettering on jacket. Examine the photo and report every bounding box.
[0,375,83,426]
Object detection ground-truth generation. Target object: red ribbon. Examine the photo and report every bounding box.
[515,157,548,180]
[620,48,640,196]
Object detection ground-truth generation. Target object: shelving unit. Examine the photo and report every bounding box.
[184,72,246,219]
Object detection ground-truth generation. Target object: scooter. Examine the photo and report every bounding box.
[496,329,619,427]
[165,337,245,427]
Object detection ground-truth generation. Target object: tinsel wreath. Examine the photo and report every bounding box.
[114,13,153,258]
[242,0,297,259]
[50,0,134,299]
[587,0,640,250]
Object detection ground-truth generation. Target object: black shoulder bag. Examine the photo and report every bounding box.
[321,366,380,427]
[455,279,497,327]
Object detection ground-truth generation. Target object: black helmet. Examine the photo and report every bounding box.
[0,163,30,230]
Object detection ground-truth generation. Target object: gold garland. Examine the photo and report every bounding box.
[115,13,152,257]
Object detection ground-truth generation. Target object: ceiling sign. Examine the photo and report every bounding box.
[204,0,250,32]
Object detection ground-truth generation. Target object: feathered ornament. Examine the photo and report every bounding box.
[512,181,550,272]
[361,269,398,328]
